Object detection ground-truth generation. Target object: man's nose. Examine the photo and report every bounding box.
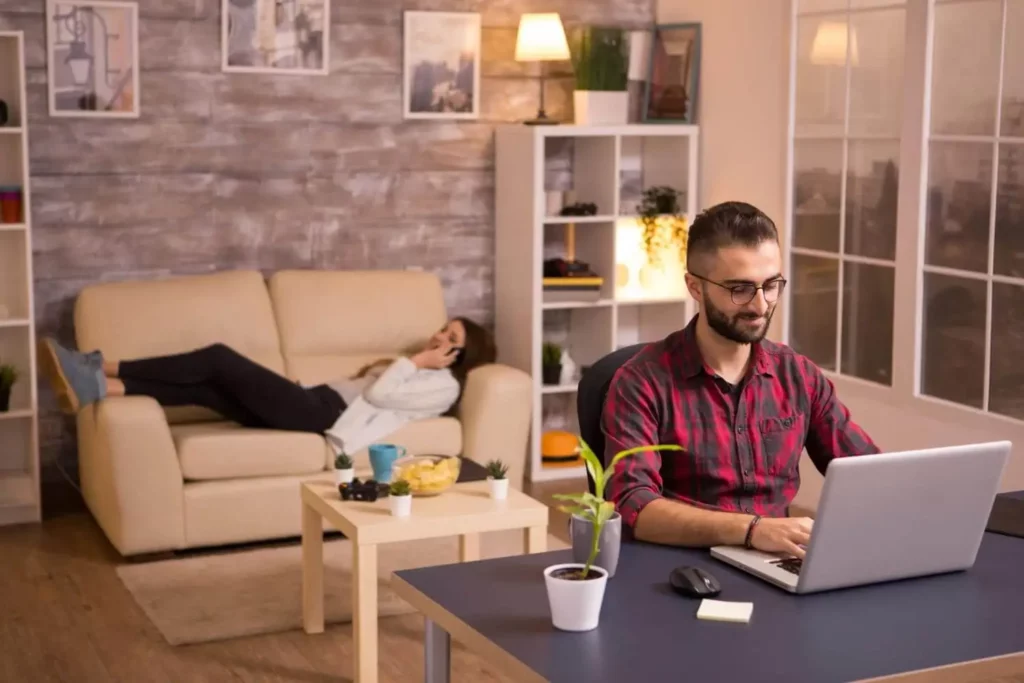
[748,290,770,316]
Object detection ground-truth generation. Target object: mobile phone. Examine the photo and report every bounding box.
[448,346,465,367]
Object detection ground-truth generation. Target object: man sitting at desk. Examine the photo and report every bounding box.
[604,201,879,559]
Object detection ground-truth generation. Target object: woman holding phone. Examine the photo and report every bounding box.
[38,317,497,456]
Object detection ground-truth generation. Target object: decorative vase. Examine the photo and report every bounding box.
[0,385,10,412]
[573,91,629,126]
[570,512,622,578]
[542,364,562,385]
[334,468,354,485]
[559,349,577,385]
[543,563,609,631]
[488,476,509,500]
[390,494,412,517]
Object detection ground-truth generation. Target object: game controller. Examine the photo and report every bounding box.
[338,478,391,502]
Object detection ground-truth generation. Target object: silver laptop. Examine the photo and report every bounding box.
[710,441,1011,594]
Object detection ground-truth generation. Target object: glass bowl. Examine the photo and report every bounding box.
[391,454,461,497]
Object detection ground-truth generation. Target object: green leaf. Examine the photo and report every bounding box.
[596,500,616,525]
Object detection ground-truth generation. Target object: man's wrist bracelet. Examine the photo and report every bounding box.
[744,514,762,549]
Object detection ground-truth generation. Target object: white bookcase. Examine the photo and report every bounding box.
[0,31,41,524]
[495,124,700,483]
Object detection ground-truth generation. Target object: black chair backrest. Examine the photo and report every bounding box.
[576,343,648,495]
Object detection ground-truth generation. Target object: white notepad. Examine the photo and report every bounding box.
[696,598,754,623]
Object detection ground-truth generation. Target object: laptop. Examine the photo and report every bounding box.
[710,440,1011,594]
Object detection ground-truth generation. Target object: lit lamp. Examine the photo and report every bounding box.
[514,13,570,125]
[810,20,859,66]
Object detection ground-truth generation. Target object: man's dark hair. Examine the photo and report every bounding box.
[685,201,779,273]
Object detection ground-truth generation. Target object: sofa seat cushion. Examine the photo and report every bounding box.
[172,422,330,481]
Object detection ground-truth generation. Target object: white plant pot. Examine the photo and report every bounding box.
[488,477,509,500]
[390,494,412,517]
[334,468,354,485]
[573,90,629,126]
[543,563,609,632]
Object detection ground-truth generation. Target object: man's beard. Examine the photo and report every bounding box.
[703,288,774,344]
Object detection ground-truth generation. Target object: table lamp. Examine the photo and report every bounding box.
[515,13,571,125]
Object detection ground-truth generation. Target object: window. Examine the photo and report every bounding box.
[920,0,1024,420]
[788,0,906,386]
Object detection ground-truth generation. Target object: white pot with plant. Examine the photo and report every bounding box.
[569,27,629,126]
[545,437,683,630]
[485,459,509,500]
[389,479,412,517]
[334,453,354,485]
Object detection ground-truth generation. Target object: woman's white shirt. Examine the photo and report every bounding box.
[323,357,459,456]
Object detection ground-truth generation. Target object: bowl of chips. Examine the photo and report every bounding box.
[391,454,462,496]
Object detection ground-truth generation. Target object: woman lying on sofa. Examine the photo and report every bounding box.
[38,317,497,456]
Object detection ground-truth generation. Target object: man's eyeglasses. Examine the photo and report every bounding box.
[690,273,788,305]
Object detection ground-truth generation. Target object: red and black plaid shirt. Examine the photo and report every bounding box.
[603,316,879,531]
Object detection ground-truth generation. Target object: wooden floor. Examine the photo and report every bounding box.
[0,474,581,683]
[2,476,1022,683]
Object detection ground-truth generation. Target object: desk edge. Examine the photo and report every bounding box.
[390,573,548,683]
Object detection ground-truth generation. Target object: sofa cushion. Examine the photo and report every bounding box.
[268,270,448,383]
[172,422,330,481]
[75,270,286,424]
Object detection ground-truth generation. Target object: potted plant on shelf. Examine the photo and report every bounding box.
[569,26,629,126]
[389,479,412,517]
[334,452,354,485]
[0,362,17,412]
[636,185,688,269]
[485,459,509,500]
[542,341,562,385]
[555,438,682,580]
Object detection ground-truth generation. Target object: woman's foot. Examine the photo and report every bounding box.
[37,338,107,414]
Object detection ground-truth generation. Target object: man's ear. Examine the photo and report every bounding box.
[684,273,703,304]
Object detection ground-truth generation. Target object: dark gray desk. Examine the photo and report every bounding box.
[392,533,1024,683]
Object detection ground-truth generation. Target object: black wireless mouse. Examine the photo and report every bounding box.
[669,565,722,598]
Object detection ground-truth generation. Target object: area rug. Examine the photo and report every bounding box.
[116,530,567,646]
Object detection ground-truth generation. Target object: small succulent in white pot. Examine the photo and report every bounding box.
[334,453,354,485]
[485,459,509,500]
[389,479,412,517]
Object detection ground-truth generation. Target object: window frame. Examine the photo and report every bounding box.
[783,0,1024,439]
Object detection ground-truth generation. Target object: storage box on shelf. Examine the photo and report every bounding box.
[0,31,40,525]
[495,124,699,482]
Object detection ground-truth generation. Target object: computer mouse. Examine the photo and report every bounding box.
[669,565,722,598]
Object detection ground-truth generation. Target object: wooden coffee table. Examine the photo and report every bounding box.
[300,478,549,683]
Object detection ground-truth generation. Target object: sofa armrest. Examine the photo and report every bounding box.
[457,363,533,490]
[77,396,185,556]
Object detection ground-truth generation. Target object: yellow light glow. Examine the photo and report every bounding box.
[614,218,689,301]
[514,13,571,62]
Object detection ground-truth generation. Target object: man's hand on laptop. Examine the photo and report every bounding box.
[750,517,814,558]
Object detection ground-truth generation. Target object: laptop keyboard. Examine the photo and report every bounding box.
[770,557,803,575]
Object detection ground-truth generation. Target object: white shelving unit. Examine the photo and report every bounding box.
[495,124,700,483]
[0,32,41,525]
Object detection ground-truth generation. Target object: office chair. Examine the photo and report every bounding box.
[576,343,648,495]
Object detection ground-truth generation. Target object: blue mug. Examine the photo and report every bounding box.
[369,443,407,482]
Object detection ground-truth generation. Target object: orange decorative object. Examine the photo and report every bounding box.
[541,430,581,465]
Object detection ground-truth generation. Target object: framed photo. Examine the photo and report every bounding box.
[222,0,329,75]
[643,22,701,123]
[403,11,481,120]
[46,0,140,118]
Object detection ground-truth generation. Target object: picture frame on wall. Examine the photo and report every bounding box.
[222,0,330,75]
[643,22,701,124]
[45,0,140,118]
[403,11,481,120]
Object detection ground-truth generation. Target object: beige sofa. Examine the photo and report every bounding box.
[72,269,532,557]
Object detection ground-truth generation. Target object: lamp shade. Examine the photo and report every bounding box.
[515,13,570,62]
[810,20,859,66]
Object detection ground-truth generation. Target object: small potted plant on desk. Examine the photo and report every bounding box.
[485,459,509,500]
[545,437,682,631]
[0,362,17,412]
[389,479,412,517]
[542,342,562,386]
[334,453,354,485]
